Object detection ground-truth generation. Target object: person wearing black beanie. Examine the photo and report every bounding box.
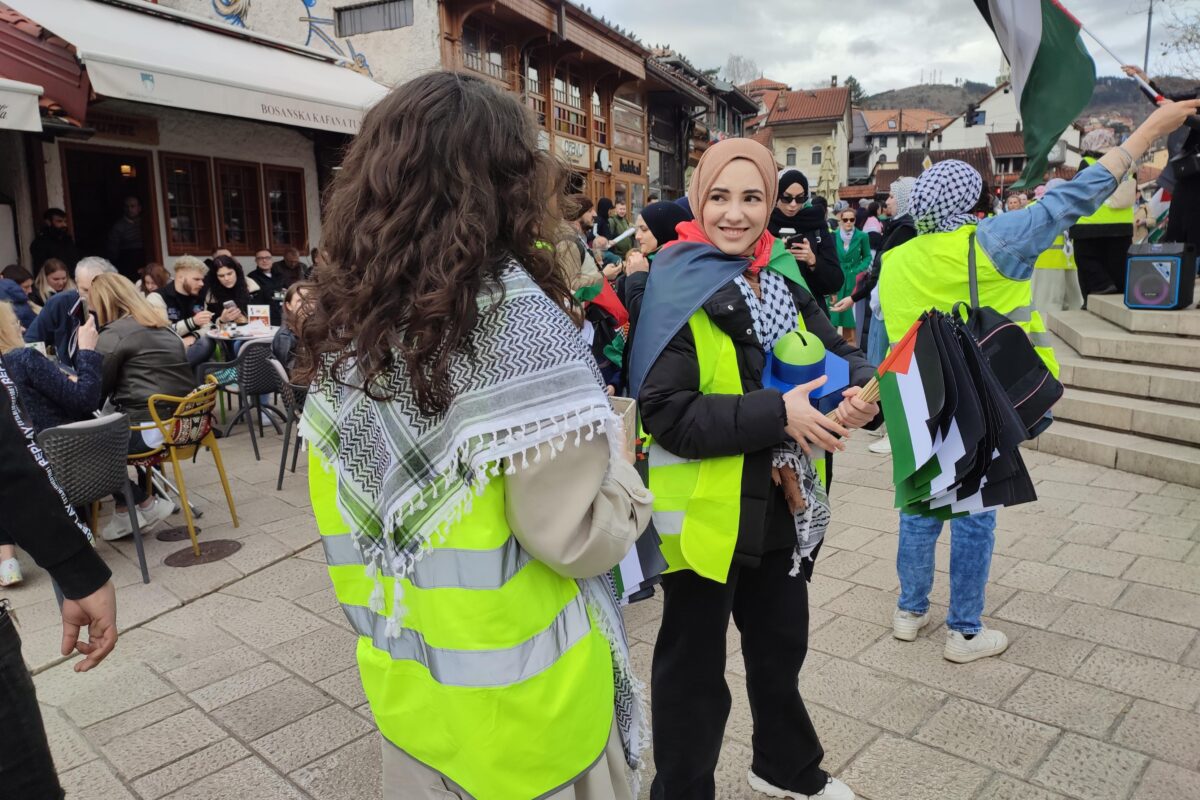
[616,201,691,394]
[769,169,844,316]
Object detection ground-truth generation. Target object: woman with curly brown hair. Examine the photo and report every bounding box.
[299,71,652,800]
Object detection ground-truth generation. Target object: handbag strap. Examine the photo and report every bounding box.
[967,231,980,308]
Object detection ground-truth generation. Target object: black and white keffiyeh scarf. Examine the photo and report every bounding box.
[734,270,832,570]
[301,260,646,788]
[910,159,983,235]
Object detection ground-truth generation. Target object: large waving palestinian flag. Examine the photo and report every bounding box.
[975,0,1096,188]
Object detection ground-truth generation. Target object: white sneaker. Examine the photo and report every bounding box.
[868,436,891,454]
[0,557,23,587]
[944,628,1009,663]
[101,497,173,541]
[892,608,930,642]
[101,507,140,541]
[748,771,855,799]
[139,497,174,530]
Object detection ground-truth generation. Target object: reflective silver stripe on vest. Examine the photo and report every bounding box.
[1030,331,1054,348]
[647,442,692,468]
[651,510,685,535]
[339,595,592,687]
[321,533,533,590]
[1007,304,1034,323]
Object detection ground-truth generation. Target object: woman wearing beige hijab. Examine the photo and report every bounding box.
[629,140,878,799]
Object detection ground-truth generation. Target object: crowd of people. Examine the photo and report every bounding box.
[0,240,317,586]
[1,63,1198,800]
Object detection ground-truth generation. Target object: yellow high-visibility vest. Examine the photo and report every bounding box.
[879,225,1059,378]
[310,453,614,800]
[647,308,827,583]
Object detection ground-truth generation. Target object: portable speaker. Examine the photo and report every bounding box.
[1125,243,1196,311]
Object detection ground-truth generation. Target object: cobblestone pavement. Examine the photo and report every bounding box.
[8,427,1200,800]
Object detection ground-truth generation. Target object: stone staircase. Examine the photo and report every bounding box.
[1034,290,1200,488]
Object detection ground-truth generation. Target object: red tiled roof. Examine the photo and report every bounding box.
[767,87,850,125]
[897,148,995,183]
[1048,165,1078,181]
[873,167,901,191]
[740,77,790,92]
[987,131,1025,158]
[861,108,954,135]
[750,127,774,149]
[839,184,877,200]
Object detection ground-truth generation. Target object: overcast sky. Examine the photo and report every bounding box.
[588,0,1194,93]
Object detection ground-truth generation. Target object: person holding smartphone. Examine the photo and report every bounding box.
[768,169,844,317]
[204,255,260,325]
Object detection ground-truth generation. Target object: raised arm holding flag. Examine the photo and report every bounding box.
[877,98,1200,664]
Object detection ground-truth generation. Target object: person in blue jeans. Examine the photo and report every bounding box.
[883,96,1200,663]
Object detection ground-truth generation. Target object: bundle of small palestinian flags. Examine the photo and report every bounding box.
[875,310,1038,519]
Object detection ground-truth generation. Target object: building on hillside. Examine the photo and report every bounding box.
[0,0,386,273]
[861,108,954,169]
[926,80,1083,173]
[752,85,852,199]
[159,0,662,214]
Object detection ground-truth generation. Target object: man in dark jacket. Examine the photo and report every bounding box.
[0,359,118,798]
[768,170,845,316]
[249,249,289,326]
[105,196,147,282]
[30,208,81,277]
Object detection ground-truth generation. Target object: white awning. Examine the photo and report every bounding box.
[0,77,42,132]
[4,0,389,135]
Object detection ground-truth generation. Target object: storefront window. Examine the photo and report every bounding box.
[215,160,263,255]
[160,153,214,255]
[264,165,307,251]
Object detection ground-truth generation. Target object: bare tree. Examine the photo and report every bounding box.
[1163,2,1200,78]
[724,55,761,87]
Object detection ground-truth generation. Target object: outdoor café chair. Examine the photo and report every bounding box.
[198,339,284,461]
[37,413,151,584]
[127,377,238,557]
[267,358,308,491]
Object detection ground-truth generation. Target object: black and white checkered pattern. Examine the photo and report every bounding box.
[735,270,798,350]
[910,159,983,235]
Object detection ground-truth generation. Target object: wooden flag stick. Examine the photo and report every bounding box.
[825,376,880,422]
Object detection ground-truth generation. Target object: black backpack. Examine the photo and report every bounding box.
[953,233,1063,439]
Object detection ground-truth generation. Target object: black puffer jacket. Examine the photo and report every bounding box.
[639,276,876,569]
[768,207,844,316]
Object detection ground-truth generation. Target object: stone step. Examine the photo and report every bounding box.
[1056,388,1200,446]
[1025,421,1200,489]
[1046,310,1200,370]
[1049,333,1200,406]
[1086,292,1200,338]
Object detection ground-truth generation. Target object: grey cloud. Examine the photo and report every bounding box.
[589,0,1173,91]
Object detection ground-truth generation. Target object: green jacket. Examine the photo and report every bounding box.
[609,215,633,257]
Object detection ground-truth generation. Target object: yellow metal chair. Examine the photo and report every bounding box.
[127,377,238,557]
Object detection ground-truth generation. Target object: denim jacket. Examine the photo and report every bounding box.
[976,163,1118,280]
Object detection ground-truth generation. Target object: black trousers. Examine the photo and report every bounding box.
[0,603,64,799]
[650,549,826,799]
[1074,235,1133,298]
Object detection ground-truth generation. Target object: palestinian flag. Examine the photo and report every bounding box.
[574,280,628,327]
[876,316,945,486]
[975,0,1096,189]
